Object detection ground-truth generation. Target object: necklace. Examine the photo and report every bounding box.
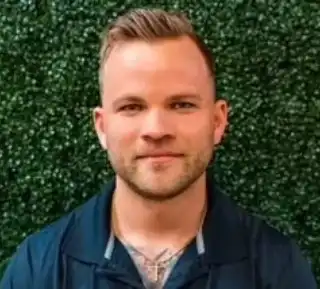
[112,200,207,286]
[124,243,185,284]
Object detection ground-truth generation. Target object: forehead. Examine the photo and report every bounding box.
[101,36,212,101]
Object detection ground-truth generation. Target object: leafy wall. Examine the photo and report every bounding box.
[1,0,319,283]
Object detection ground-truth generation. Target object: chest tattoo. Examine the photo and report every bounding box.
[125,245,184,289]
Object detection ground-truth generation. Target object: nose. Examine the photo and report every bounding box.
[140,109,174,142]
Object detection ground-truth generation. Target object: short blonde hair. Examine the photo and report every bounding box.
[99,8,215,92]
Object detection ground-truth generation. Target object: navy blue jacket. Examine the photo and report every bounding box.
[0,176,317,288]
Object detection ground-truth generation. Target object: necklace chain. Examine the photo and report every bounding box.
[127,244,185,265]
[112,200,207,286]
[125,244,185,283]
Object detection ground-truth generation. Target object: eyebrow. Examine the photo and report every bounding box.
[112,93,202,108]
[112,95,144,108]
[169,93,202,102]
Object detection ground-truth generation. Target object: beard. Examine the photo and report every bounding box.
[107,147,213,203]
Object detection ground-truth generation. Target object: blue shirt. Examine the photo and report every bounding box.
[0,175,317,288]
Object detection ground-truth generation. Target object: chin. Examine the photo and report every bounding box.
[134,186,186,202]
[131,176,194,202]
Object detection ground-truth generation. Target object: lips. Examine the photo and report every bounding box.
[137,153,184,159]
[138,154,183,165]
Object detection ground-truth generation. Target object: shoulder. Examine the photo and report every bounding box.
[238,205,316,287]
[216,190,300,256]
[216,189,294,253]
[0,193,100,288]
[240,207,292,254]
[212,184,316,287]
[0,211,75,288]
[24,208,78,263]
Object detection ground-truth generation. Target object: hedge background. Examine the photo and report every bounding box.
[1,0,319,284]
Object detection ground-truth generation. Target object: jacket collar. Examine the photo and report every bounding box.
[62,174,248,266]
[61,180,115,265]
[202,175,248,264]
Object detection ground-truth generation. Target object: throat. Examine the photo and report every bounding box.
[111,187,207,244]
[112,173,208,239]
[121,237,189,262]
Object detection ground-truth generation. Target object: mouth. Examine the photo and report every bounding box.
[137,153,184,158]
[136,153,184,162]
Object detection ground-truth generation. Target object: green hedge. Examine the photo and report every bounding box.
[1,0,319,283]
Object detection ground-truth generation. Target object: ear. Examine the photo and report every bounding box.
[213,99,229,146]
[93,106,108,150]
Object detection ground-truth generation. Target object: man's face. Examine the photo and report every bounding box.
[94,36,228,202]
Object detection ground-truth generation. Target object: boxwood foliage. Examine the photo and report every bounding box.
[1,0,319,282]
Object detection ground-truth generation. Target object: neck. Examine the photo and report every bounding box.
[111,174,207,249]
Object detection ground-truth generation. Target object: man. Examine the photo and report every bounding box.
[0,8,317,289]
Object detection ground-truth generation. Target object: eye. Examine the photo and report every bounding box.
[171,101,196,109]
[118,104,144,112]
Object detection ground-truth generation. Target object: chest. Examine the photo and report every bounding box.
[57,256,264,289]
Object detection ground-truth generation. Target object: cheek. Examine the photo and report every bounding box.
[105,119,138,152]
[178,120,215,155]
[180,116,214,140]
